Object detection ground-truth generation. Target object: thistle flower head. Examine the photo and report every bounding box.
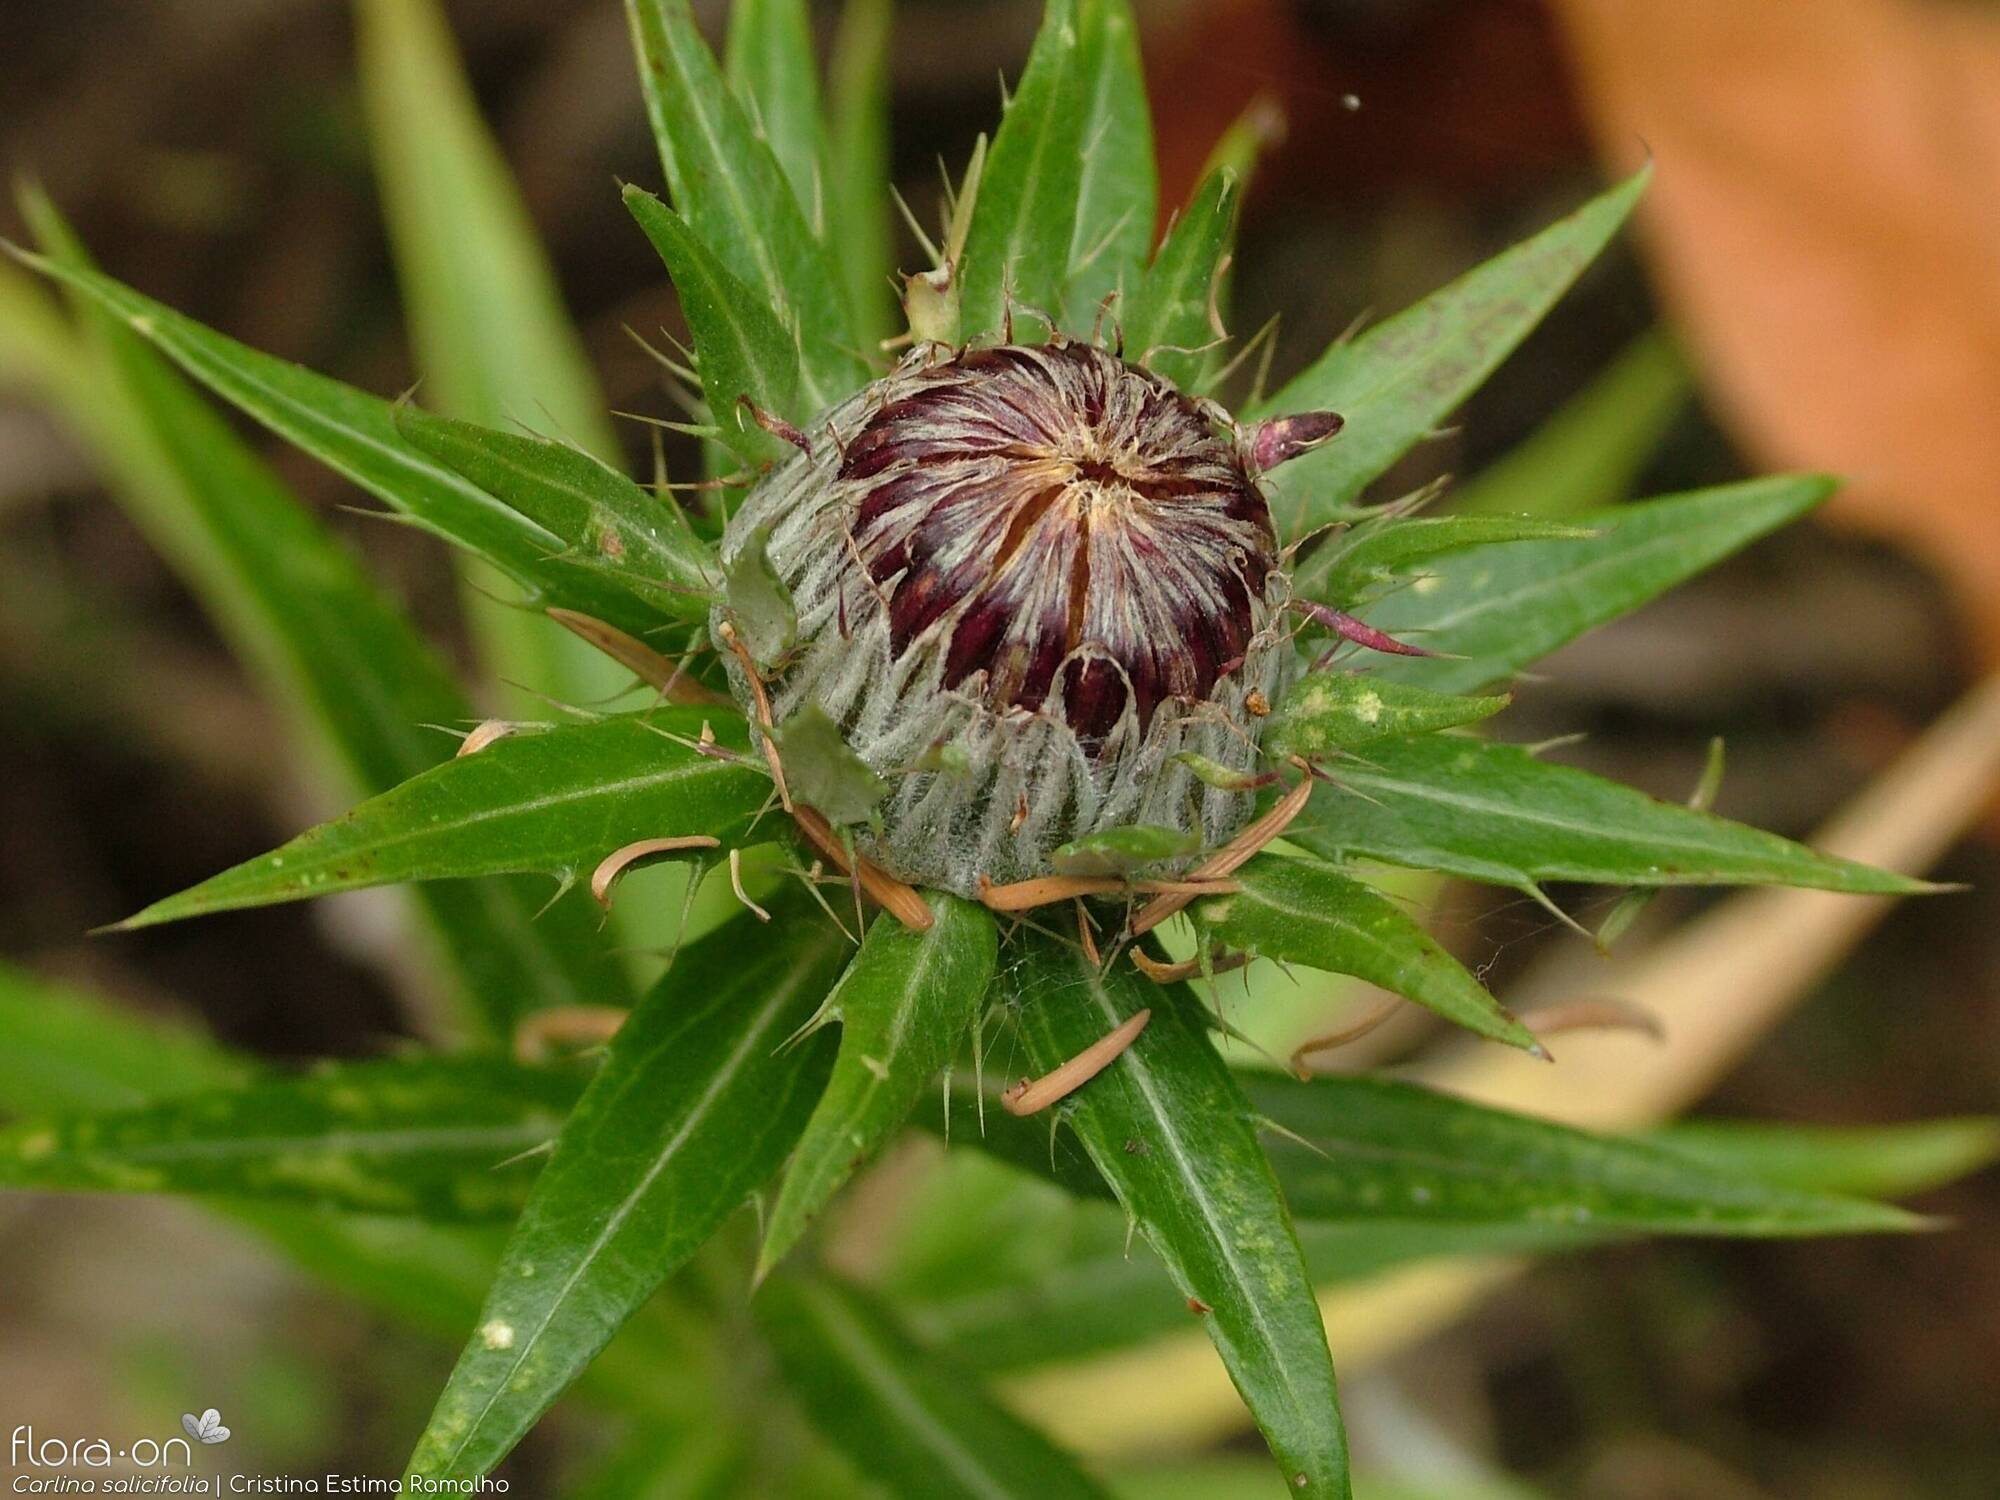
[716,337,1326,895]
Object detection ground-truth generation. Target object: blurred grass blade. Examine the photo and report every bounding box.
[18,193,630,1037]
[725,0,829,229]
[1123,168,1235,390]
[1240,1073,1922,1235]
[353,0,631,713]
[353,0,614,459]
[826,0,896,344]
[14,251,672,645]
[1062,0,1155,330]
[1007,936,1351,1498]
[115,710,770,928]
[1256,168,1650,543]
[757,1271,1113,1500]
[405,897,849,1486]
[1264,675,1511,759]
[1453,328,1691,518]
[624,0,861,410]
[761,895,998,1276]
[959,0,1088,340]
[1288,734,1932,897]
[623,185,804,465]
[1300,514,1595,609]
[1649,1118,2000,1200]
[0,1057,585,1220]
[395,404,718,624]
[1194,856,1537,1051]
[1361,477,1834,695]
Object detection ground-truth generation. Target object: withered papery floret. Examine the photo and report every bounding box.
[715,338,1299,896]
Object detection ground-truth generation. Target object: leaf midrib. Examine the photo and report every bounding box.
[433,949,827,1474]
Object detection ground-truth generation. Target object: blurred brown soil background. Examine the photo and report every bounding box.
[2,2,1997,1495]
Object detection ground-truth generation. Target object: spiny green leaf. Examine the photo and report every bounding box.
[959,0,1088,340]
[1195,855,1537,1052]
[1257,167,1650,544]
[20,192,629,1036]
[725,0,829,231]
[826,0,897,345]
[772,703,889,826]
[1053,824,1203,878]
[1453,327,1691,519]
[623,185,803,466]
[624,0,861,411]
[1061,0,1155,331]
[404,896,848,1486]
[1289,733,1933,897]
[757,1271,1112,1500]
[761,894,997,1274]
[1361,476,1835,695]
[1300,514,1596,609]
[394,404,718,626]
[114,710,771,929]
[1121,167,1234,389]
[723,520,799,664]
[13,250,671,646]
[1264,675,1510,759]
[0,1057,585,1220]
[1006,937,1351,1498]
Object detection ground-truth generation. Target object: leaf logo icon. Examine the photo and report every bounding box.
[180,1409,231,1444]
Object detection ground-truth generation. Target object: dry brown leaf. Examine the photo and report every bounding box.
[1549,0,2000,656]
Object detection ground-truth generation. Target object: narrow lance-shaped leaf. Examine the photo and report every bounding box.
[1006,935,1351,1499]
[1122,168,1235,391]
[1240,1072,1922,1236]
[959,0,1088,340]
[114,710,772,929]
[1648,1118,2000,1201]
[725,0,829,229]
[930,1065,1933,1237]
[1298,513,1595,610]
[0,1057,587,1221]
[757,1271,1113,1500]
[761,894,999,1275]
[404,896,849,1486]
[826,0,897,345]
[395,405,718,625]
[1061,0,1155,330]
[1256,167,1651,544]
[1360,476,1835,695]
[1288,733,1933,896]
[20,192,629,1036]
[624,0,862,410]
[13,252,674,645]
[1195,855,1538,1052]
[1263,674,1511,759]
[624,185,802,467]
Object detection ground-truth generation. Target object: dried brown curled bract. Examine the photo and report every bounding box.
[713,337,1306,895]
